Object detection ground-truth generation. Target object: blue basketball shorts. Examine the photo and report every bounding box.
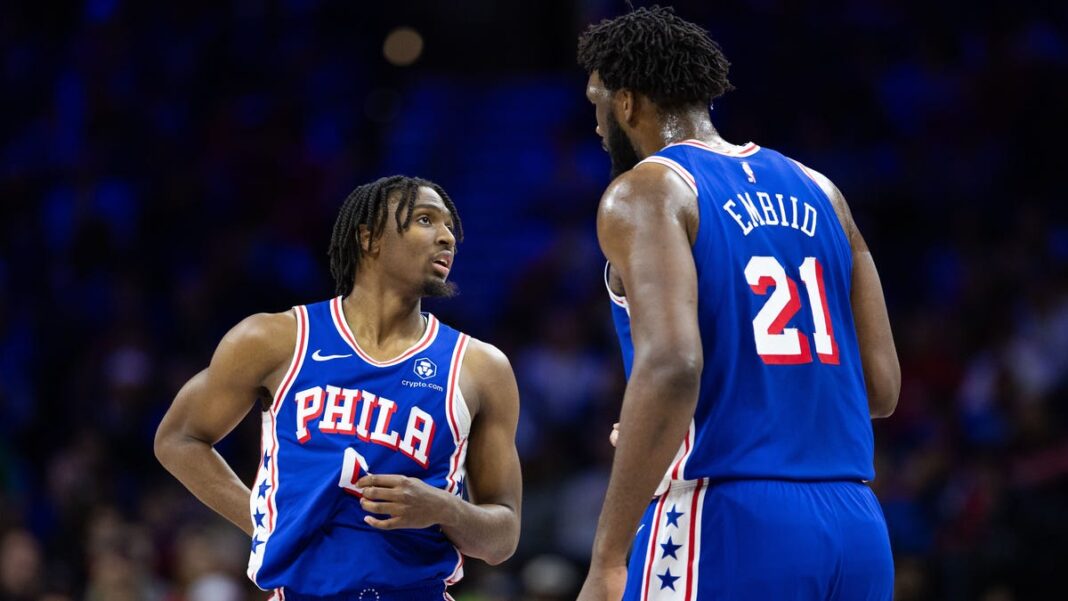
[621,479,893,601]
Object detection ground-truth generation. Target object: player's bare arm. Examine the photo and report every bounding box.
[154,311,296,536]
[580,162,703,598]
[357,338,521,565]
[805,167,900,417]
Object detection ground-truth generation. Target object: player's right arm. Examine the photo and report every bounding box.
[154,311,296,535]
[807,168,900,418]
[579,163,704,601]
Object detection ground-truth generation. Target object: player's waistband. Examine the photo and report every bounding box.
[272,582,448,601]
[657,475,869,496]
[660,477,709,494]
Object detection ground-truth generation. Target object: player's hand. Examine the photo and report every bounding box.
[355,474,454,530]
[610,422,619,447]
[576,565,627,601]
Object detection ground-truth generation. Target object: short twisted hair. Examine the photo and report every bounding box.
[577,5,734,110]
[328,176,462,296]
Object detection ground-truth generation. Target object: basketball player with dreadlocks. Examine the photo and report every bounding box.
[155,176,522,599]
[576,7,899,601]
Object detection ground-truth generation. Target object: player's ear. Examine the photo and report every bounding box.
[358,225,379,255]
[615,88,636,126]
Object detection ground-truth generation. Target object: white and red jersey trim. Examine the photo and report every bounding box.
[639,478,709,601]
[665,138,761,158]
[444,334,472,496]
[670,420,695,480]
[604,262,629,313]
[789,158,822,185]
[654,419,695,497]
[442,334,472,589]
[268,306,308,531]
[271,306,309,415]
[330,296,441,367]
[640,487,673,601]
[444,549,465,586]
[248,306,309,587]
[684,481,708,601]
[637,156,698,196]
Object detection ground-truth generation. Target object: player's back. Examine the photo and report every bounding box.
[608,139,874,485]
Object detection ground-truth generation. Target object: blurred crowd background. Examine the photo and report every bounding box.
[2,1,1067,600]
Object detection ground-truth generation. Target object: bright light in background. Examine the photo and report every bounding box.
[383,27,424,67]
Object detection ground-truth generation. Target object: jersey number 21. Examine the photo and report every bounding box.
[745,256,839,365]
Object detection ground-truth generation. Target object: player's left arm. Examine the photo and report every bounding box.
[357,339,521,565]
[802,165,900,418]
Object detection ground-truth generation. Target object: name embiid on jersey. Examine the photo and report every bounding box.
[606,140,877,600]
[607,139,873,490]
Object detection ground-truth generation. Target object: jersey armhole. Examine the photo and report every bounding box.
[789,158,821,186]
[788,157,855,265]
[270,305,309,415]
[446,334,473,439]
[637,155,699,196]
[604,262,629,310]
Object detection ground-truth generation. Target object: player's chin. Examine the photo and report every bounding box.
[422,277,458,299]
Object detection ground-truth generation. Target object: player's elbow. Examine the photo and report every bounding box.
[635,350,703,400]
[482,523,519,566]
[866,357,901,418]
[153,419,191,472]
[482,545,516,566]
[869,386,899,418]
[153,423,175,469]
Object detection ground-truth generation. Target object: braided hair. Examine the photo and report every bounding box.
[328,175,463,296]
[577,5,734,111]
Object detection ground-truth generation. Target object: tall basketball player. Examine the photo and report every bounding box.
[155,176,522,599]
[575,8,900,601]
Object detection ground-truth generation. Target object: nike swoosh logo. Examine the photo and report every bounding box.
[636,524,645,535]
[312,349,352,361]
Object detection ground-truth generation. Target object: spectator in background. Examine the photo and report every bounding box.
[0,529,43,601]
[1,2,1066,599]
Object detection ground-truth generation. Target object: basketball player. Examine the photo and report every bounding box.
[575,7,900,601]
[155,176,522,599]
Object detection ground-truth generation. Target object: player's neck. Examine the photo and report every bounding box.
[639,109,723,156]
[342,281,425,350]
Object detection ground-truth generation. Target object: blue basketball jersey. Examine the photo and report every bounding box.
[607,140,874,487]
[247,296,471,596]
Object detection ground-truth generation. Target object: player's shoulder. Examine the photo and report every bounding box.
[456,337,518,418]
[215,310,297,367]
[783,157,856,239]
[608,159,696,200]
[230,310,296,342]
[461,337,513,378]
[787,157,839,200]
[597,160,697,232]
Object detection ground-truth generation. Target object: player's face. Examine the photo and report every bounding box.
[586,71,642,179]
[379,187,458,298]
